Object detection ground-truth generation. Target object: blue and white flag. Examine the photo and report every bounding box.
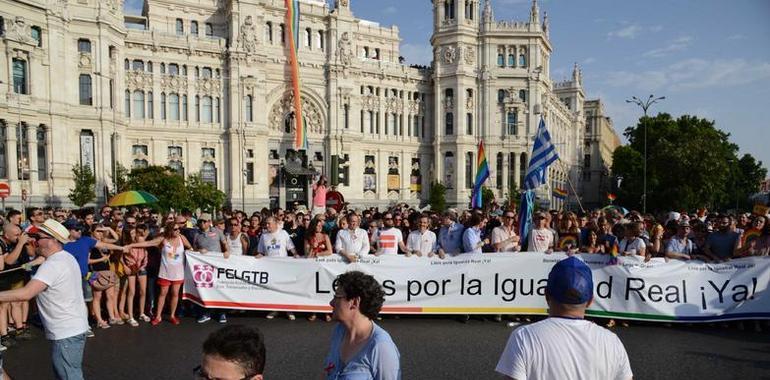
[524,118,559,190]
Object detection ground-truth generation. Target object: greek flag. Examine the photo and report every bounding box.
[524,118,559,190]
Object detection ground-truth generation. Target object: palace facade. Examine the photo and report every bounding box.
[0,0,617,211]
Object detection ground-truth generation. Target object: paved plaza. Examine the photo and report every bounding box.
[4,315,769,379]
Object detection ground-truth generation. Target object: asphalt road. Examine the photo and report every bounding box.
[4,314,770,379]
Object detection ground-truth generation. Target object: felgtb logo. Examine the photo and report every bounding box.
[193,264,215,288]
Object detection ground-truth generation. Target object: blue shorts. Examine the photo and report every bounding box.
[81,279,93,302]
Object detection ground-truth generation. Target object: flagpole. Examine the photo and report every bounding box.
[559,159,586,213]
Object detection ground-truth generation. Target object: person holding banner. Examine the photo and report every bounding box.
[375,213,408,256]
[257,217,297,321]
[437,211,464,259]
[335,214,370,263]
[491,211,521,253]
[665,220,696,261]
[406,215,437,257]
[619,222,647,259]
[526,213,554,253]
[495,256,633,380]
[462,214,489,254]
[323,271,400,379]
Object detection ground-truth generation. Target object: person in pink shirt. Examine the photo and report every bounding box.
[312,176,328,217]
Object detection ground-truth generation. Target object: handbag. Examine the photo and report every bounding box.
[88,270,118,291]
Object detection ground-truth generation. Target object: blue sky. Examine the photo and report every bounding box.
[125,0,770,169]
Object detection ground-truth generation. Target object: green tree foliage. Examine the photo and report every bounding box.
[126,166,190,212]
[611,113,767,212]
[68,164,96,208]
[481,186,495,210]
[122,166,226,212]
[111,163,130,194]
[428,181,447,213]
[186,174,226,213]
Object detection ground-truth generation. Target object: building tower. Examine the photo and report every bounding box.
[431,0,481,207]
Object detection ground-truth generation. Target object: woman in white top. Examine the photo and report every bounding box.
[226,217,249,255]
[128,221,191,326]
[619,222,647,258]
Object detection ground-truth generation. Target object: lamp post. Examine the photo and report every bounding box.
[625,94,665,214]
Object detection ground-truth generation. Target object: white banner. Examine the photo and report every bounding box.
[182,252,770,322]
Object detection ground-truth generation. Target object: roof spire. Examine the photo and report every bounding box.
[483,0,493,23]
[530,0,540,24]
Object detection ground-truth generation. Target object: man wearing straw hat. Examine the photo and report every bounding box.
[0,219,89,380]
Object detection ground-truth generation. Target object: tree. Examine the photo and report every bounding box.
[481,186,495,210]
[68,164,96,208]
[126,165,190,212]
[611,113,766,212]
[728,154,768,210]
[186,174,225,213]
[428,181,447,213]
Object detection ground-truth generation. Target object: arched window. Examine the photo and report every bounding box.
[0,123,6,179]
[205,23,213,37]
[496,153,503,189]
[181,95,188,121]
[265,22,273,43]
[79,74,92,105]
[191,21,198,35]
[37,126,47,180]
[497,54,504,67]
[176,19,184,35]
[160,93,166,120]
[305,28,312,47]
[132,91,145,119]
[202,96,212,123]
[509,152,516,189]
[245,95,253,122]
[132,60,144,71]
[195,95,200,122]
[444,151,455,186]
[124,59,130,71]
[279,24,286,45]
[31,26,42,47]
[519,89,527,102]
[445,112,454,135]
[508,54,515,67]
[317,30,324,50]
[214,97,220,123]
[147,91,153,119]
[466,113,473,135]
[344,104,350,129]
[169,93,179,120]
[465,152,473,189]
[519,54,527,67]
[498,89,505,103]
[124,90,131,117]
[160,63,166,74]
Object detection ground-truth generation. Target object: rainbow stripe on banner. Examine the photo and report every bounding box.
[471,140,490,209]
[285,0,308,150]
[553,188,568,199]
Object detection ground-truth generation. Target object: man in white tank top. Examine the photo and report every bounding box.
[226,217,249,255]
[496,256,633,380]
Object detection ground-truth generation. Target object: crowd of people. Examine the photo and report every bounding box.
[0,199,767,378]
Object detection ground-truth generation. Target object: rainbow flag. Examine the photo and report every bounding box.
[285,0,307,150]
[471,140,490,209]
[607,193,617,201]
[553,188,568,199]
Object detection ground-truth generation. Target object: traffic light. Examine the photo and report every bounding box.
[330,154,349,187]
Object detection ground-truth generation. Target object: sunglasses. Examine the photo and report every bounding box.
[173,228,180,232]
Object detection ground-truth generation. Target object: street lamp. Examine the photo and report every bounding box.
[625,94,665,213]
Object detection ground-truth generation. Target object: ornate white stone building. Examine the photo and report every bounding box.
[0,0,601,211]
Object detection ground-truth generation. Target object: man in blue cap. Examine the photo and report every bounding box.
[495,256,633,380]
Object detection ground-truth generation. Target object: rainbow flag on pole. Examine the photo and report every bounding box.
[285,0,308,150]
[553,188,568,199]
[471,140,490,209]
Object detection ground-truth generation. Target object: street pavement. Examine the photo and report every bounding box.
[4,314,770,379]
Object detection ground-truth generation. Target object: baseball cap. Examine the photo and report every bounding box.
[63,219,83,231]
[546,256,594,305]
[27,219,71,244]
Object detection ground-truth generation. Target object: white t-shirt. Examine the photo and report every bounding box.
[335,228,371,256]
[32,250,89,340]
[527,228,554,252]
[376,228,403,255]
[619,237,646,256]
[257,230,295,257]
[406,229,437,256]
[496,318,633,380]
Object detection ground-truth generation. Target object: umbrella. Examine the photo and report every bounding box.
[602,205,629,215]
[108,190,159,207]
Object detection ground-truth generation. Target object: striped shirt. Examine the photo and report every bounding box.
[376,228,403,255]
